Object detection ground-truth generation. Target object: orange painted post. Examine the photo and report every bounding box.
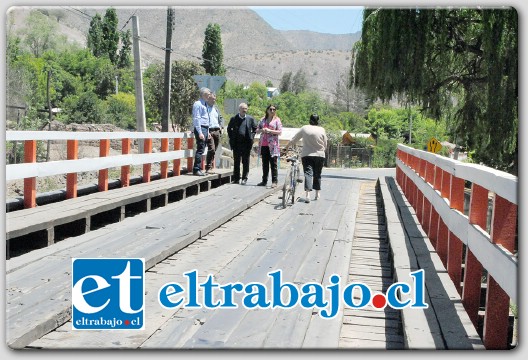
[437,219,448,267]
[484,277,510,349]
[416,191,424,224]
[121,138,131,187]
[160,138,169,179]
[426,162,435,185]
[462,183,487,327]
[143,138,152,183]
[98,139,110,192]
[447,233,463,295]
[423,198,432,237]
[447,175,465,295]
[66,140,78,199]
[187,137,194,173]
[173,138,182,176]
[463,250,483,328]
[419,158,426,179]
[441,171,451,200]
[434,167,443,191]
[483,194,517,349]
[450,176,465,213]
[491,195,517,252]
[429,208,440,249]
[23,140,37,208]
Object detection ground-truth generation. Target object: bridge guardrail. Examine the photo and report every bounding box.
[396,144,517,349]
[6,131,196,209]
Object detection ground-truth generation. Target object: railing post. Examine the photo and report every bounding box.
[187,137,194,173]
[447,175,465,294]
[160,138,169,179]
[462,183,487,328]
[173,138,182,176]
[143,138,152,183]
[437,219,448,266]
[483,194,517,349]
[98,139,110,192]
[23,140,37,208]
[121,138,131,187]
[66,140,78,199]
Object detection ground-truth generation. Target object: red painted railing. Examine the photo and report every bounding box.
[396,144,517,349]
[6,131,196,209]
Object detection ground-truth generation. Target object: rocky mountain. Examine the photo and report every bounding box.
[8,6,361,100]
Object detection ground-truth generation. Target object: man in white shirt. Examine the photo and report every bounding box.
[205,92,224,174]
[192,87,212,176]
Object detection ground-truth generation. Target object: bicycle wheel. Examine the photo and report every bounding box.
[282,168,292,208]
[290,167,297,204]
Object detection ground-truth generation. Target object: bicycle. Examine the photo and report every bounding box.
[281,147,303,209]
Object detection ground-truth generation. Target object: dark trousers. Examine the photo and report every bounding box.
[206,129,221,171]
[260,146,278,184]
[193,127,209,173]
[301,156,325,191]
[232,142,252,182]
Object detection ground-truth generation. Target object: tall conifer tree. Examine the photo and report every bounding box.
[201,23,225,76]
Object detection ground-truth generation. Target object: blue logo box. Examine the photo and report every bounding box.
[72,258,145,330]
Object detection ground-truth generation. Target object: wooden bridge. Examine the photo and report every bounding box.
[4,131,518,350]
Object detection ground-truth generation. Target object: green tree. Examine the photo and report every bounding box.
[62,92,106,124]
[104,92,136,129]
[279,72,292,93]
[291,69,308,94]
[19,10,62,57]
[117,29,132,69]
[87,8,121,66]
[201,23,225,75]
[102,8,120,65]
[144,60,206,130]
[87,14,104,58]
[352,8,518,173]
[366,107,403,141]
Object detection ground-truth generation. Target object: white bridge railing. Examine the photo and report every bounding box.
[6,131,195,208]
[396,144,517,349]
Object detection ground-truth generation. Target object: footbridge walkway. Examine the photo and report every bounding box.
[4,131,518,350]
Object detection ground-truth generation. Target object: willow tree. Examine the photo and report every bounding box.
[351,8,518,173]
[202,23,225,76]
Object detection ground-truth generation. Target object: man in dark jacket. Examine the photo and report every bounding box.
[227,103,257,185]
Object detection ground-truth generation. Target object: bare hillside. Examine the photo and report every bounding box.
[8,6,360,96]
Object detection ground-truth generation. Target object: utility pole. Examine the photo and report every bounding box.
[132,15,147,151]
[46,69,52,162]
[161,7,174,132]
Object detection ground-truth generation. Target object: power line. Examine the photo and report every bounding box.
[120,9,140,31]
[63,6,93,21]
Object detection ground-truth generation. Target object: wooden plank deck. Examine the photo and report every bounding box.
[339,181,404,349]
[11,169,398,349]
[5,167,484,350]
[6,169,233,252]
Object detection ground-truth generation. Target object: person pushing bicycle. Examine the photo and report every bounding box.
[285,114,328,203]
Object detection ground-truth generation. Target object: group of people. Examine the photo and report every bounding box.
[191,87,327,203]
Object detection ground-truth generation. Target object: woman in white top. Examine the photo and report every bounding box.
[286,114,328,203]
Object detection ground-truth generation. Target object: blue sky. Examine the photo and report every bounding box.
[250,6,364,34]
